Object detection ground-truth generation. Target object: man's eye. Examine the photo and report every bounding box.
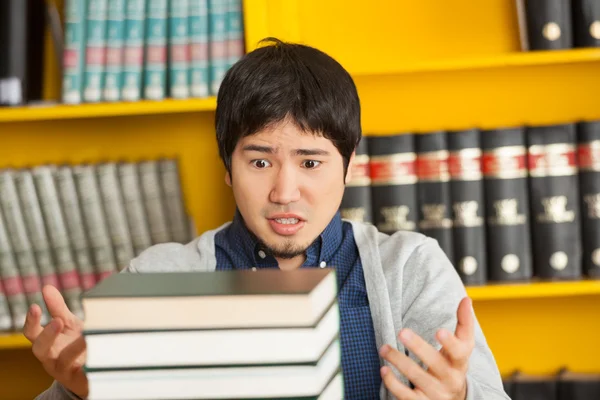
[251,159,271,169]
[302,160,321,169]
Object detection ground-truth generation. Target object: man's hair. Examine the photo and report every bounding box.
[215,38,361,174]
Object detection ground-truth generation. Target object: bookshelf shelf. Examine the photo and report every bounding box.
[467,279,600,301]
[0,333,30,350]
[0,98,217,123]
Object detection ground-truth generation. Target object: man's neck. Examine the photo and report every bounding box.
[276,254,306,271]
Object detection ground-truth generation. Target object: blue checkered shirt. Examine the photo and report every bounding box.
[214,210,382,398]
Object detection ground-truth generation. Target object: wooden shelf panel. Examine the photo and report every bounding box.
[0,333,30,350]
[0,97,217,123]
[467,279,600,301]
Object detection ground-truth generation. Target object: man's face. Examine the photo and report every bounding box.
[227,119,351,259]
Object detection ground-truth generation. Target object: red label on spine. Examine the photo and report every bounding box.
[578,142,600,171]
[370,154,417,185]
[416,151,449,182]
[482,146,527,179]
[528,144,577,177]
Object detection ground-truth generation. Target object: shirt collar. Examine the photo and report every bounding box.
[226,209,344,268]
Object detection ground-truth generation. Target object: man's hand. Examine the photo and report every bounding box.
[23,285,89,399]
[379,297,475,400]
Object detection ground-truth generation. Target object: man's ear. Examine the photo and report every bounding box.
[225,171,232,187]
[345,151,356,185]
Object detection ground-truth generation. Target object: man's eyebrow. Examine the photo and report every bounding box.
[294,148,330,156]
[242,144,275,153]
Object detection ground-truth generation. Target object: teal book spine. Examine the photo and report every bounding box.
[104,0,126,101]
[122,0,146,101]
[208,0,228,95]
[169,0,190,99]
[144,0,168,100]
[83,0,109,103]
[226,0,244,69]
[62,0,88,104]
[188,0,209,98]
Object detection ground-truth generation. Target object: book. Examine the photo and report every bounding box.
[481,128,533,282]
[143,0,168,100]
[448,129,487,285]
[368,134,418,234]
[510,371,558,400]
[83,0,108,102]
[572,0,600,47]
[416,131,454,261]
[0,0,28,106]
[117,162,152,255]
[188,0,210,98]
[62,0,88,104]
[103,0,126,101]
[168,0,190,99]
[558,370,600,400]
[158,159,191,243]
[226,0,244,68]
[340,138,372,224]
[208,0,229,95]
[519,0,573,51]
[138,160,171,244]
[527,124,581,280]
[82,269,337,331]
[577,120,600,278]
[121,0,146,101]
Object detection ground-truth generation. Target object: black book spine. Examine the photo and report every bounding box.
[577,121,600,278]
[572,0,600,47]
[448,129,487,286]
[368,134,418,234]
[523,0,573,50]
[0,0,28,106]
[481,128,533,282]
[340,138,373,224]
[527,124,581,280]
[416,131,453,261]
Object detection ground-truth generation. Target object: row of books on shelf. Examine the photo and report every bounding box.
[0,0,245,107]
[503,369,600,400]
[0,158,193,332]
[83,269,342,400]
[517,0,600,51]
[340,120,600,287]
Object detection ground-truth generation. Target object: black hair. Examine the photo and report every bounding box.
[215,37,361,174]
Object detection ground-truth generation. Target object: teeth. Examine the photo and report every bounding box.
[275,218,299,224]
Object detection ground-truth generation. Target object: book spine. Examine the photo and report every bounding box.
[73,165,118,280]
[481,128,533,282]
[144,0,168,100]
[416,132,454,261]
[340,138,373,224]
[169,0,190,99]
[83,0,108,102]
[448,129,487,285]
[121,0,146,101]
[117,163,153,255]
[0,0,27,106]
[523,0,573,50]
[96,163,136,269]
[208,0,228,95]
[0,170,49,325]
[572,0,600,47]
[32,167,84,318]
[0,207,28,330]
[578,121,600,278]
[527,124,581,279]
[138,160,171,244]
[0,280,12,331]
[226,0,244,68]
[103,0,126,101]
[188,0,210,98]
[62,0,88,104]
[158,159,191,243]
[14,171,61,291]
[368,134,418,234]
[54,167,97,290]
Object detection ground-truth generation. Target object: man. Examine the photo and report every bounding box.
[25,38,509,400]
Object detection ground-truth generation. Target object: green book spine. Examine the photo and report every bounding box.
[208,0,228,95]
[83,0,109,102]
[62,0,88,104]
[122,0,146,101]
[144,0,168,100]
[226,0,243,69]
[188,0,209,98]
[104,0,126,101]
[169,0,190,98]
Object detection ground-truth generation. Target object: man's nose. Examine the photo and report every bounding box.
[269,165,301,205]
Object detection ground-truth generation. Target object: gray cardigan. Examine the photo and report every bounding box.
[37,221,510,400]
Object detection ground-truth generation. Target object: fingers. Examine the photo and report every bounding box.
[56,335,86,374]
[380,366,420,400]
[32,318,64,362]
[23,304,44,343]
[43,285,81,329]
[399,328,452,381]
[454,297,474,343]
[380,344,442,398]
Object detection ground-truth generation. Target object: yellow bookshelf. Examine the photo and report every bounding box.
[2,0,600,398]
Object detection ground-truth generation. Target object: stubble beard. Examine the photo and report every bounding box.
[259,238,308,259]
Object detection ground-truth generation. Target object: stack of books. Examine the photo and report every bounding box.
[82,269,343,400]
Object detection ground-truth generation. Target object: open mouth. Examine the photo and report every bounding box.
[268,215,306,236]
